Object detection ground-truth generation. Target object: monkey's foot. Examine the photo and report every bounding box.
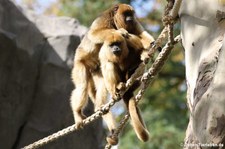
[74,114,86,129]
[75,121,84,129]
[150,41,162,52]
[106,135,119,145]
[112,93,121,100]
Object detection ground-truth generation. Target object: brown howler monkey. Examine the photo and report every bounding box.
[70,3,154,140]
[99,32,149,144]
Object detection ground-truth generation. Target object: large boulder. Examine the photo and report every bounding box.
[0,0,103,149]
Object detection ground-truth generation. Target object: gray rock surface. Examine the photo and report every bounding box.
[0,0,103,148]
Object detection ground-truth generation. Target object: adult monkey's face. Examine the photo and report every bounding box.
[113,4,136,32]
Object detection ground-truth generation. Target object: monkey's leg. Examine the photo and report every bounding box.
[92,72,118,145]
[128,97,149,142]
[87,75,96,102]
[93,72,117,131]
[70,61,89,128]
[89,73,117,137]
[96,82,117,132]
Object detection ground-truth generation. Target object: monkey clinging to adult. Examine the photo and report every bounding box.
[99,31,150,145]
[70,3,154,141]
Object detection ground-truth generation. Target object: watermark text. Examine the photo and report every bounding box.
[180,142,224,148]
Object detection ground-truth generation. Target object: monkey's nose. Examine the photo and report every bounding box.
[126,16,134,22]
[113,48,121,56]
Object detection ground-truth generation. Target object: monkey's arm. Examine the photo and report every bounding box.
[134,21,155,49]
[88,15,131,44]
[126,34,144,51]
[139,31,155,49]
[101,62,124,98]
[125,34,149,61]
[88,29,129,45]
[88,28,117,44]
[87,18,117,44]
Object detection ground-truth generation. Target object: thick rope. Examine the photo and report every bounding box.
[22,98,119,149]
[104,0,182,148]
[22,61,146,149]
[170,0,182,18]
[22,63,144,149]
[104,34,181,149]
[104,114,130,149]
[22,1,183,149]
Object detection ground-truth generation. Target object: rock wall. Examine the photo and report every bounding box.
[0,0,103,149]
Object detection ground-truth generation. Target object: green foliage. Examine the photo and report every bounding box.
[58,0,120,26]
[54,0,188,148]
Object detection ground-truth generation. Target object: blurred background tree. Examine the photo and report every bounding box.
[15,0,188,148]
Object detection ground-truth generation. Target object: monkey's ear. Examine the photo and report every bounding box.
[113,4,119,14]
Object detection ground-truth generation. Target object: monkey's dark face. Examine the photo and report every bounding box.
[123,10,135,23]
[110,42,122,56]
[104,32,128,60]
[114,4,136,31]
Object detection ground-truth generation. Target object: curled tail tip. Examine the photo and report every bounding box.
[137,129,150,142]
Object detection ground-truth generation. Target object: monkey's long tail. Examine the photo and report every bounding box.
[128,98,149,142]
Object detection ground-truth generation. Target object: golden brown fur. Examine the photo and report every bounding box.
[70,3,154,143]
[99,32,149,144]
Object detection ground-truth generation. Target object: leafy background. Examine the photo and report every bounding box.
[15,0,188,148]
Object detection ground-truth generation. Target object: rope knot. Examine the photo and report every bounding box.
[162,15,174,26]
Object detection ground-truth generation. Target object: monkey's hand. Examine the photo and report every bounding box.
[107,131,119,145]
[140,50,150,64]
[113,82,126,99]
[117,28,130,39]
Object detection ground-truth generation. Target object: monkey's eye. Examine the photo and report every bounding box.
[124,11,134,22]
[123,10,134,16]
[110,42,121,47]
